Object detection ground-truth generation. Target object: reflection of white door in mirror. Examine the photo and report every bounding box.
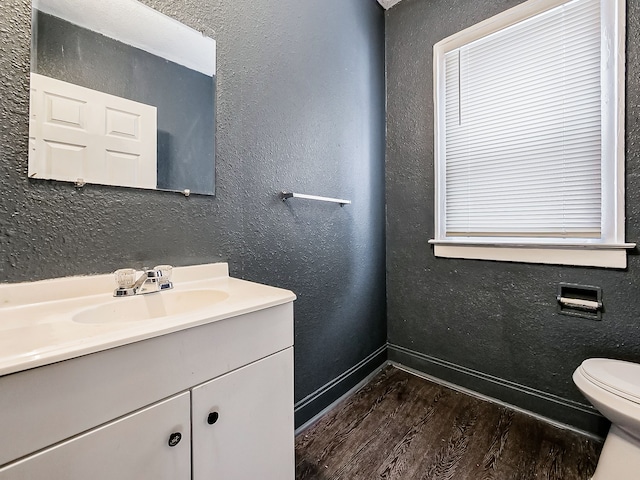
[29,73,157,189]
[31,0,216,195]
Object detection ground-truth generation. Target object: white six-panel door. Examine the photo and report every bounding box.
[29,73,157,189]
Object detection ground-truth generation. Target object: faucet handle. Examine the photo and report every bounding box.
[114,268,137,289]
[153,265,173,284]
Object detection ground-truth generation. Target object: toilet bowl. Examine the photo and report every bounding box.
[573,358,640,480]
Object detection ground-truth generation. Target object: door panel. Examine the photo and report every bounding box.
[0,392,190,480]
[29,73,157,189]
[192,348,295,480]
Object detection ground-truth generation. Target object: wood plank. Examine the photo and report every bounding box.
[295,366,602,480]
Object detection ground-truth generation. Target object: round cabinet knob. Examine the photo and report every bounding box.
[207,412,219,425]
[168,432,182,447]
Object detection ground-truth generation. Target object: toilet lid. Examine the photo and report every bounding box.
[580,358,640,405]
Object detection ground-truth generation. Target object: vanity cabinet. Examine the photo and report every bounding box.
[192,348,294,480]
[0,302,295,479]
[0,393,192,479]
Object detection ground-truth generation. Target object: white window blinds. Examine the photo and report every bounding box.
[443,0,602,238]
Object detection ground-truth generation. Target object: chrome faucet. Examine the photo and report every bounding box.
[113,266,173,297]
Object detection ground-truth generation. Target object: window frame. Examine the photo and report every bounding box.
[430,0,632,268]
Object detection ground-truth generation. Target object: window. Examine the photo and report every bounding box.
[430,0,632,268]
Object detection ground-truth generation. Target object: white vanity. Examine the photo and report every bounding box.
[0,263,296,479]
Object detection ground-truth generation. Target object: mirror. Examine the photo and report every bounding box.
[30,0,216,195]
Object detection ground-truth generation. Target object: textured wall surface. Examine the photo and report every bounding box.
[0,0,386,422]
[386,0,640,430]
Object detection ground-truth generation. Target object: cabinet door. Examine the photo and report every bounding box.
[192,348,294,480]
[0,392,190,480]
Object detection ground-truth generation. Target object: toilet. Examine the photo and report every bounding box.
[573,358,640,479]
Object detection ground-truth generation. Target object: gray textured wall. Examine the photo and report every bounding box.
[0,0,386,425]
[386,0,640,432]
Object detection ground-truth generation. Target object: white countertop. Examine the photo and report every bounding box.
[0,263,296,377]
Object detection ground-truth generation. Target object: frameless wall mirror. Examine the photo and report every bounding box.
[30,0,216,195]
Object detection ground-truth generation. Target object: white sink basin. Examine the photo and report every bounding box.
[73,289,229,324]
[0,262,296,377]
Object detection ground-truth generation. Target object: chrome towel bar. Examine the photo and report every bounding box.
[280,192,351,206]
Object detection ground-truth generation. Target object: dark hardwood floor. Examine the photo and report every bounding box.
[295,366,602,480]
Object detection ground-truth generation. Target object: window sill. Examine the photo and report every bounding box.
[429,241,636,269]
